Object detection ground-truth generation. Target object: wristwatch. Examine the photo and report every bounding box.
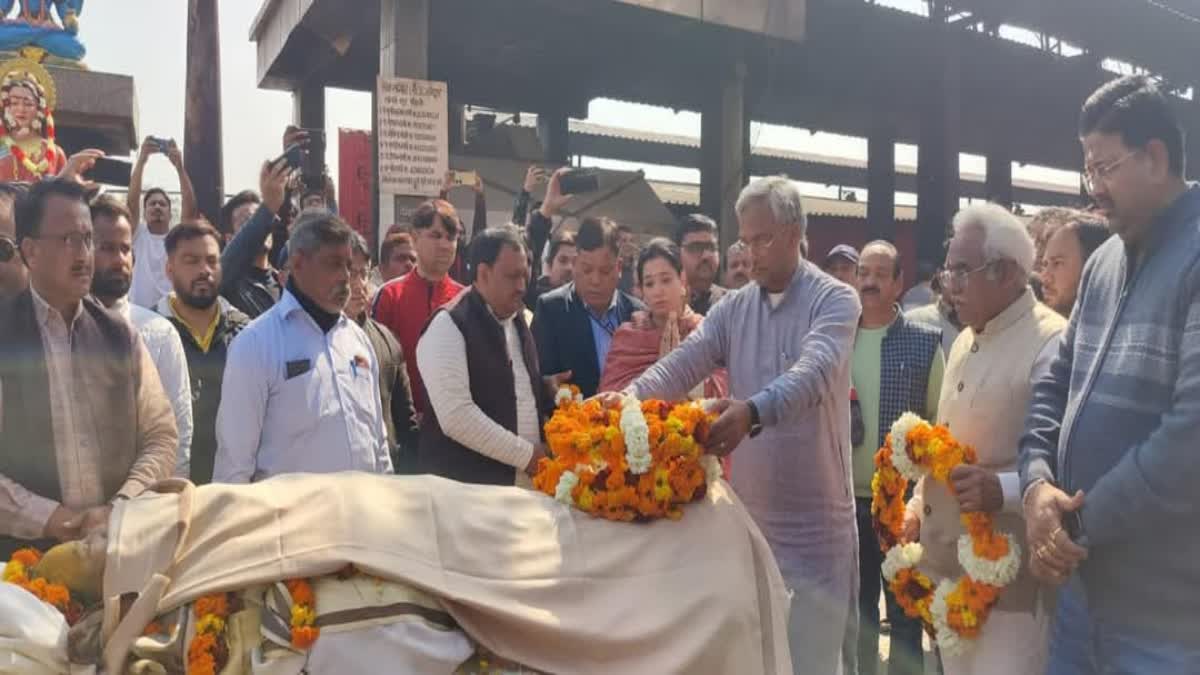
[747,400,764,438]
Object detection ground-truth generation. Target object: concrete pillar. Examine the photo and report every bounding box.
[867,123,896,241]
[448,103,465,151]
[986,151,1013,208]
[700,60,748,252]
[537,110,570,165]
[184,0,223,224]
[376,0,430,236]
[292,80,326,130]
[915,24,961,266]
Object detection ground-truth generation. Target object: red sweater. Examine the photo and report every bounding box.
[372,271,465,414]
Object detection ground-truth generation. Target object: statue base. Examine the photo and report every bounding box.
[0,49,86,70]
[49,65,137,157]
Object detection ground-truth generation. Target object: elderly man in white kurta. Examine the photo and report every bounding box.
[907,204,1065,674]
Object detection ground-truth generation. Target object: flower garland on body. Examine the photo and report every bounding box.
[870,413,1021,656]
[533,386,720,522]
[2,547,83,625]
[188,592,233,675]
[161,575,321,673]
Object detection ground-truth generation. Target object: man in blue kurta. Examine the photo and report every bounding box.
[622,176,861,675]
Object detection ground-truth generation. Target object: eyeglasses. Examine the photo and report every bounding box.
[937,262,992,290]
[34,231,93,251]
[739,232,776,253]
[1083,151,1138,193]
[682,241,718,255]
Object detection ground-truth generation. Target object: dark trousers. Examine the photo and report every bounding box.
[855,498,925,675]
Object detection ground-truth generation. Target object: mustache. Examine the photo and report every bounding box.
[861,287,880,295]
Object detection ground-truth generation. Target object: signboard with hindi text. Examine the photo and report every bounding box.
[376,76,448,197]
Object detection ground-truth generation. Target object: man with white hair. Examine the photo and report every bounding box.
[611,176,861,675]
[906,203,1065,674]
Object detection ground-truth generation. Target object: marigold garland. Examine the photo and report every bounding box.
[2,547,83,625]
[533,387,720,522]
[187,592,232,675]
[870,413,1022,656]
[285,577,319,649]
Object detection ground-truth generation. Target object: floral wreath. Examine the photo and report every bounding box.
[2,547,83,625]
[0,56,58,178]
[871,413,1021,656]
[532,386,722,522]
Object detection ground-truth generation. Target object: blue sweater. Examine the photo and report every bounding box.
[1019,184,1200,644]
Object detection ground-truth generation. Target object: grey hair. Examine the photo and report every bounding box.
[349,231,371,260]
[288,210,355,258]
[735,176,807,238]
[952,203,1035,278]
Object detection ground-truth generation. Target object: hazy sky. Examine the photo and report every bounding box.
[79,0,1078,206]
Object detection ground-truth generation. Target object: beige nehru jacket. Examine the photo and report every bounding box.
[913,290,1064,613]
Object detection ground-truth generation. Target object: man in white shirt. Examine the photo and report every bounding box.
[417,226,551,486]
[89,194,193,478]
[127,136,197,308]
[213,211,392,483]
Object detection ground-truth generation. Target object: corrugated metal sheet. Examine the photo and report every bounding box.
[647,180,919,221]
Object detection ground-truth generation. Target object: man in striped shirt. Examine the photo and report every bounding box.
[1020,75,1200,673]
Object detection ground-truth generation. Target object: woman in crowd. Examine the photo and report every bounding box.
[599,238,728,399]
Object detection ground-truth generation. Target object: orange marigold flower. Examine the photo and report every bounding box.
[11,548,41,568]
[194,593,229,619]
[285,579,314,606]
[292,625,319,649]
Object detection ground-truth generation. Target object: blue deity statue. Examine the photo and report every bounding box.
[0,0,85,62]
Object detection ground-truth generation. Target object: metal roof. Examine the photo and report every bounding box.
[945,0,1200,88]
[647,180,920,221]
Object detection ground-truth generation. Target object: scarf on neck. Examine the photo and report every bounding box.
[288,277,340,333]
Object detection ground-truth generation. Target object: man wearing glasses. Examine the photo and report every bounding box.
[1021,75,1200,673]
[0,182,27,301]
[674,213,726,315]
[0,179,178,559]
[612,176,861,675]
[911,203,1064,674]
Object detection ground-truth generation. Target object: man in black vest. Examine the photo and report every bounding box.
[847,240,944,675]
[0,180,178,557]
[416,226,551,486]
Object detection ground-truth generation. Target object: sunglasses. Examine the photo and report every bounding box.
[0,236,14,263]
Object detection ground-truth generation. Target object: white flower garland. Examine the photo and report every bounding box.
[620,395,652,474]
[881,542,924,583]
[700,455,723,485]
[888,412,925,482]
[930,580,967,656]
[554,386,582,407]
[554,471,579,505]
[956,533,1022,587]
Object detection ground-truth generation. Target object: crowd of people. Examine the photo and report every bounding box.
[0,72,1197,675]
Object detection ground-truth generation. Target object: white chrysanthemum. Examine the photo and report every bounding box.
[700,455,723,485]
[888,412,927,481]
[554,387,574,407]
[620,395,653,474]
[554,471,579,505]
[881,542,924,583]
[957,533,1022,587]
[930,579,969,656]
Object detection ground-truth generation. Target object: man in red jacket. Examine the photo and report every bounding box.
[373,200,464,416]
